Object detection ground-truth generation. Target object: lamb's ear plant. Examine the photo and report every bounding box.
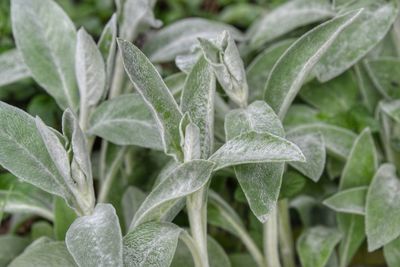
[1,0,400,266]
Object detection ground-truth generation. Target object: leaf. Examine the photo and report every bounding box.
[297,226,342,267]
[365,58,400,99]
[283,105,320,129]
[323,186,367,215]
[88,94,162,149]
[354,63,381,113]
[384,237,400,267]
[66,203,123,267]
[199,31,248,107]
[118,39,183,160]
[31,221,54,240]
[0,235,30,266]
[9,240,77,267]
[123,222,182,267]
[11,0,78,110]
[264,10,362,118]
[181,56,215,158]
[247,0,334,50]
[76,28,106,110]
[130,160,215,229]
[0,102,74,203]
[246,40,294,102]
[229,253,257,267]
[122,186,146,231]
[366,163,400,251]
[143,18,243,63]
[287,133,326,182]
[54,197,77,240]
[314,0,399,82]
[164,72,187,97]
[98,14,117,89]
[0,49,30,87]
[286,123,356,159]
[380,100,400,123]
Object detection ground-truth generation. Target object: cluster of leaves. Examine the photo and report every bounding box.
[1,0,400,267]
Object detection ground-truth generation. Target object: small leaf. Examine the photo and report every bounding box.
[297,226,342,267]
[264,10,362,118]
[366,163,400,251]
[130,160,215,229]
[365,58,400,99]
[118,39,183,160]
[11,0,78,110]
[88,94,162,150]
[384,237,400,267]
[123,222,182,267]
[323,186,367,215]
[0,49,30,87]
[66,203,123,267]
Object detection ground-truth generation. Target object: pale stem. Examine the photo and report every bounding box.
[278,199,296,267]
[180,231,205,267]
[263,205,281,267]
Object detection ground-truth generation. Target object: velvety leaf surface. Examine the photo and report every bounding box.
[366,58,400,99]
[0,235,30,267]
[384,237,400,267]
[354,63,381,113]
[0,49,30,87]
[323,186,367,215]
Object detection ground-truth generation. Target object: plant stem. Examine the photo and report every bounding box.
[180,231,205,267]
[263,205,281,267]
[278,199,296,267]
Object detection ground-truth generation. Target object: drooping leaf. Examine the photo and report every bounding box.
[130,160,215,229]
[366,164,400,251]
[323,186,367,215]
[247,0,334,50]
[143,18,243,63]
[0,49,30,88]
[314,0,399,82]
[88,94,162,150]
[0,235,30,266]
[118,39,183,160]
[384,237,400,267]
[264,10,362,118]
[123,222,182,267]
[66,204,123,267]
[365,58,400,99]
[11,0,78,110]
[297,226,342,267]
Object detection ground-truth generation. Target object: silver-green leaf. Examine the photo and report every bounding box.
[0,49,30,88]
[323,186,367,215]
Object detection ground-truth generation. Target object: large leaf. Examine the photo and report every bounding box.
[366,164,400,251]
[0,235,30,266]
[314,0,399,82]
[118,39,183,160]
[247,0,334,49]
[323,186,367,215]
[143,18,243,63]
[384,237,400,267]
[0,49,30,87]
[123,222,182,267]
[297,226,342,267]
[180,56,215,158]
[365,58,400,99]
[11,0,78,110]
[88,94,162,149]
[264,10,362,118]
[130,160,215,229]
[66,204,123,267]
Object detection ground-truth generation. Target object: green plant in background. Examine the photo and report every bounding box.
[1,0,400,267]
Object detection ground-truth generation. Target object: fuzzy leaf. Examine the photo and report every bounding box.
[366,164,400,251]
[0,236,30,267]
[365,58,400,100]
[323,186,367,215]
[0,49,30,87]
[54,197,77,240]
[98,14,117,89]
[384,237,400,267]
[122,187,146,231]
[264,10,362,118]
[354,63,381,113]
[118,39,183,160]
[11,0,78,110]
[88,94,162,149]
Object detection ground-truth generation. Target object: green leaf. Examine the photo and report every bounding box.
[365,58,400,99]
[247,0,334,50]
[143,18,243,63]
[380,100,400,123]
[246,40,294,102]
[323,186,367,215]
[297,226,342,267]
[0,235,30,267]
[54,197,77,241]
[124,222,182,267]
[11,0,78,110]
[354,63,381,113]
[9,240,77,267]
[122,186,146,231]
[283,105,320,129]
[66,204,123,267]
[366,163,400,251]
[130,160,215,229]
[118,39,183,160]
[0,49,30,87]
[98,14,117,90]
[164,72,187,97]
[76,28,106,110]
[0,102,74,203]
[181,56,215,158]
[314,0,399,82]
[384,237,400,267]
[210,131,305,170]
[264,10,362,118]
[31,221,54,240]
[88,94,162,150]
[199,31,248,107]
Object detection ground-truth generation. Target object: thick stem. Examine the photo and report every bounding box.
[263,206,281,267]
[278,199,296,267]
[180,231,205,267]
[187,186,209,267]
